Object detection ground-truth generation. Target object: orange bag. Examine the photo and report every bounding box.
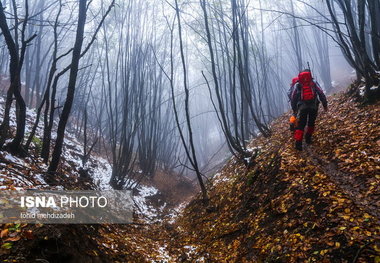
[290,115,297,124]
[289,115,297,131]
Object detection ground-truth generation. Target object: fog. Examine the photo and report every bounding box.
[0,0,358,188]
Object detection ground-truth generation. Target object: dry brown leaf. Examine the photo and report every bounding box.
[0,229,9,239]
[5,236,20,242]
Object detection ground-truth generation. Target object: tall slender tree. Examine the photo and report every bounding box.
[48,0,88,173]
[0,0,36,154]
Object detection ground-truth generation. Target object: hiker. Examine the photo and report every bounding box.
[287,76,299,103]
[290,69,328,150]
[288,77,299,132]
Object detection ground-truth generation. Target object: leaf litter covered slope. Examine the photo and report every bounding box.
[1,92,379,263]
[163,93,380,262]
[77,92,380,263]
[85,92,380,262]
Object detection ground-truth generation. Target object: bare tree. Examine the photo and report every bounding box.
[0,0,36,155]
[326,0,380,100]
[199,0,271,162]
[171,0,208,201]
[48,0,88,173]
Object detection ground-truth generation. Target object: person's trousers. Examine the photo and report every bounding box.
[294,108,318,141]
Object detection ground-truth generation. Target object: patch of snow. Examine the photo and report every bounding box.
[139,185,158,197]
[213,172,230,185]
[166,202,187,223]
[359,85,378,97]
[246,146,262,152]
[133,184,165,222]
[64,137,83,152]
[3,152,26,166]
[34,173,47,185]
[153,244,172,262]
[183,245,205,262]
[89,156,113,190]
[184,245,197,253]
[62,150,82,168]
[359,85,366,97]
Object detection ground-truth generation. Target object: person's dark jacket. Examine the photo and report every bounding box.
[290,78,327,113]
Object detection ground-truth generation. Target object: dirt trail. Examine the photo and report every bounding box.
[306,146,380,221]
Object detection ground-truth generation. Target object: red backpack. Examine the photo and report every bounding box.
[298,71,315,101]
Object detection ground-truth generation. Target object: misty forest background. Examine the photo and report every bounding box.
[1,0,380,262]
[0,0,379,194]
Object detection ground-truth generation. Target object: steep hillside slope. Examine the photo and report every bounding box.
[1,91,379,263]
[0,95,185,262]
[166,92,380,262]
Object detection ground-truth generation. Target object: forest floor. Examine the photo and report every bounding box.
[1,90,380,263]
[158,92,380,263]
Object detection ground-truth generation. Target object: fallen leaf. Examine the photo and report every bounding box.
[0,229,9,239]
[5,236,20,242]
[24,230,34,240]
[1,242,12,249]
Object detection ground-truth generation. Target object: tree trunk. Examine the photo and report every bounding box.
[48,0,87,173]
[0,0,27,155]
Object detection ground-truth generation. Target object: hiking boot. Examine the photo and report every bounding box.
[295,140,302,151]
[305,134,312,144]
